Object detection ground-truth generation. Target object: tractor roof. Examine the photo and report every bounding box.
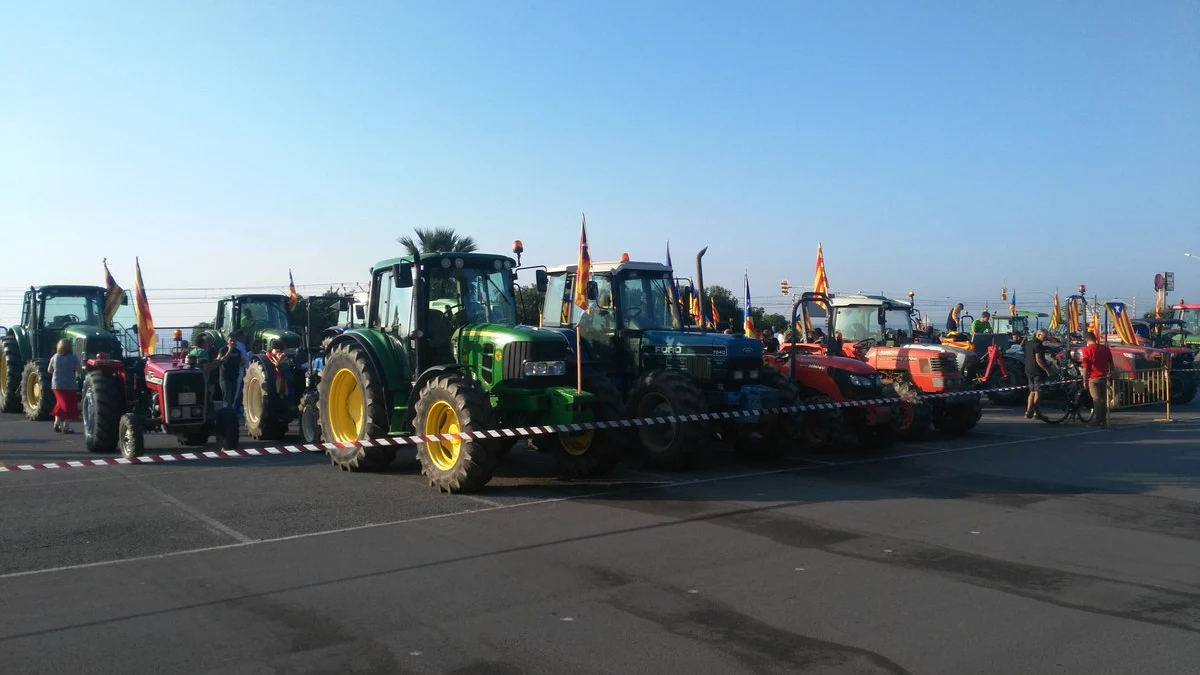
[546,260,673,276]
[372,252,517,270]
[34,285,107,295]
[224,293,288,301]
[1173,302,1200,310]
[827,293,912,310]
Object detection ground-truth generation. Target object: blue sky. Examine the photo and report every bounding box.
[2,0,1198,326]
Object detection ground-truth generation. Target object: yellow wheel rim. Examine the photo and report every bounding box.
[558,430,594,456]
[243,370,262,426]
[326,368,363,443]
[424,400,461,471]
[25,370,40,407]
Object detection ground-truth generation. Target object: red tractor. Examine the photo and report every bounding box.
[81,335,239,459]
[763,292,899,450]
[1129,319,1198,404]
[823,293,982,439]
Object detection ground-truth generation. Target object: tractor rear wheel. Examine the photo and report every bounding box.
[118,413,144,459]
[1169,373,1197,405]
[244,359,287,441]
[547,369,622,478]
[735,369,804,458]
[892,381,931,441]
[82,371,122,453]
[21,361,52,421]
[932,393,983,436]
[317,343,397,471]
[0,336,22,413]
[984,357,1027,406]
[298,389,321,443]
[413,372,496,493]
[628,369,707,470]
[856,407,901,450]
[797,393,849,453]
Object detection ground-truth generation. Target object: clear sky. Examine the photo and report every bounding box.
[2,0,1198,327]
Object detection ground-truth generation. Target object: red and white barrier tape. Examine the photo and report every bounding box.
[1,371,1192,474]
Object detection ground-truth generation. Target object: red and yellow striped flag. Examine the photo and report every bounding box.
[573,214,590,312]
[1050,289,1062,332]
[133,257,156,356]
[102,260,123,328]
[1067,297,1081,334]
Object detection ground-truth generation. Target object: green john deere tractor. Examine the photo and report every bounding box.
[198,294,303,440]
[1,286,128,420]
[318,251,622,493]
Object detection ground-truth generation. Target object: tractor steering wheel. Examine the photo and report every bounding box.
[624,306,643,319]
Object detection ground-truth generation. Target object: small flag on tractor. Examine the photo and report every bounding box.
[573,214,590,312]
[102,259,123,329]
[1087,309,1100,338]
[1106,302,1138,346]
[288,270,300,311]
[133,257,156,356]
[666,242,680,327]
[743,272,755,336]
[812,242,829,299]
[1008,289,1017,317]
[710,298,720,327]
[1051,289,1062,332]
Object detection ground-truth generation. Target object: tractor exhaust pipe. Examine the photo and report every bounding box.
[695,247,709,333]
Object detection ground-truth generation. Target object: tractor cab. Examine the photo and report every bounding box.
[1167,303,1200,351]
[213,294,300,352]
[825,295,918,353]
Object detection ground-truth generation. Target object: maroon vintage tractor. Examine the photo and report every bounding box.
[81,334,239,459]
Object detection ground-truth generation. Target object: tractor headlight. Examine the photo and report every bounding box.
[170,407,183,420]
[191,407,203,418]
[848,374,879,388]
[749,369,758,380]
[523,360,566,377]
[733,370,744,381]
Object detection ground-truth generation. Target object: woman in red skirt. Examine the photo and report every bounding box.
[48,338,82,433]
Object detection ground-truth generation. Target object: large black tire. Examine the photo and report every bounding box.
[243,359,288,441]
[856,406,901,450]
[984,357,1028,406]
[21,361,53,421]
[734,369,805,458]
[413,372,497,493]
[118,413,144,460]
[627,369,708,470]
[82,371,123,453]
[932,393,983,436]
[0,336,22,413]
[1170,373,1197,405]
[298,389,321,444]
[892,381,931,441]
[544,369,623,478]
[796,392,849,453]
[317,343,397,471]
[212,407,240,450]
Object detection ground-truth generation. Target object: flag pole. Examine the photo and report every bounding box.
[575,325,582,393]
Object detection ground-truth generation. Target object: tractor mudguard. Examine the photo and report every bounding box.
[403,363,468,430]
[9,326,32,362]
[328,330,408,394]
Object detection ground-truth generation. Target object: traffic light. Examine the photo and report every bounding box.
[780,279,789,296]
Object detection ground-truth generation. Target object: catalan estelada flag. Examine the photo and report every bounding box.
[102,260,123,328]
[710,298,720,327]
[288,269,300,311]
[573,214,590,312]
[743,272,755,336]
[1050,289,1062,332]
[812,242,829,299]
[133,257,156,356]
[1106,301,1138,346]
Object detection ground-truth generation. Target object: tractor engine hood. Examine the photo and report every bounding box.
[63,325,123,360]
[637,331,764,359]
[785,352,879,375]
[256,328,302,351]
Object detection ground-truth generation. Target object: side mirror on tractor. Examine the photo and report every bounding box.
[354,305,365,321]
[535,269,548,293]
[586,281,598,301]
[394,262,414,288]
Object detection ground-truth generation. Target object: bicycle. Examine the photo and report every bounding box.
[1035,354,1096,425]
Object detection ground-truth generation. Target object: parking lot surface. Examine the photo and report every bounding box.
[2,405,1198,675]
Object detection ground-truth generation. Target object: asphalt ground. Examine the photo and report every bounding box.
[1,403,1198,675]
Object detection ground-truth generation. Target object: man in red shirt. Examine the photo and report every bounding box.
[1080,331,1114,427]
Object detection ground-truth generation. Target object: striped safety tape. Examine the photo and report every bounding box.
[0,371,1183,474]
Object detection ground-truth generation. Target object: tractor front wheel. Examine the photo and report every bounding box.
[212,407,240,450]
[932,393,983,436]
[244,359,287,441]
[797,393,849,453]
[0,336,22,413]
[891,381,932,441]
[546,369,622,478]
[984,357,1028,406]
[628,369,707,470]
[119,413,144,460]
[82,371,123,453]
[736,369,805,458]
[298,389,321,444]
[856,407,901,450]
[413,373,496,493]
[21,361,52,421]
[317,344,397,471]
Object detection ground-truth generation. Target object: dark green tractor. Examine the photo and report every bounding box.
[538,254,803,469]
[198,294,303,440]
[1,286,127,420]
[318,251,622,493]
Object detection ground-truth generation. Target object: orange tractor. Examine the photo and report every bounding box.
[818,293,983,439]
[763,292,900,450]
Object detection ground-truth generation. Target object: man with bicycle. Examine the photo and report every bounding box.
[1025,328,1053,419]
[1080,331,1113,427]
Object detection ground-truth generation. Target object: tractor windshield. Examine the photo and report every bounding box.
[884,308,913,333]
[42,291,106,329]
[1175,309,1200,334]
[428,264,516,327]
[832,306,880,342]
[616,272,679,331]
[239,299,291,330]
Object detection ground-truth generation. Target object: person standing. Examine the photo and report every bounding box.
[216,335,243,405]
[47,338,81,433]
[1079,330,1113,427]
[1024,328,1053,419]
[946,303,965,332]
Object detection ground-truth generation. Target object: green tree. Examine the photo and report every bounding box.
[750,309,788,335]
[705,285,741,330]
[515,284,545,325]
[397,227,479,258]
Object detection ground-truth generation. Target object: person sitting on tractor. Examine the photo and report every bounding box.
[240,307,257,336]
[971,311,992,335]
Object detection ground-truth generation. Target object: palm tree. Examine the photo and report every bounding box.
[397,227,479,258]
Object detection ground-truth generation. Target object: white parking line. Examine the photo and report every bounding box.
[0,425,1110,581]
[125,476,254,544]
